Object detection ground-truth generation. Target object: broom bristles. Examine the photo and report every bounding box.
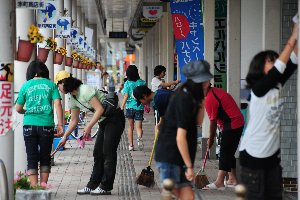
[136,167,155,188]
[195,174,209,189]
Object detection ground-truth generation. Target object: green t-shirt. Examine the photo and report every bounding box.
[122,79,146,110]
[68,84,106,122]
[16,78,61,126]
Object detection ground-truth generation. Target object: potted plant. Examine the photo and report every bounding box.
[37,37,57,63]
[54,46,67,65]
[17,25,44,62]
[71,51,79,68]
[14,171,53,200]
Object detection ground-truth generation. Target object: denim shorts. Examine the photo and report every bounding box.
[156,162,191,188]
[125,108,144,121]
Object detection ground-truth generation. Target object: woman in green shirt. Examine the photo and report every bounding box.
[55,71,125,195]
[15,60,64,186]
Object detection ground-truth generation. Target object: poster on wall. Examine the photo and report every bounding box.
[71,27,79,45]
[0,62,13,136]
[56,17,71,38]
[170,0,204,81]
[37,1,58,29]
[86,71,100,89]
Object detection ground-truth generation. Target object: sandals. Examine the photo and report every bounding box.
[224,180,237,188]
[202,183,225,190]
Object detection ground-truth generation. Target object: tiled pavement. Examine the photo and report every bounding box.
[49,110,297,200]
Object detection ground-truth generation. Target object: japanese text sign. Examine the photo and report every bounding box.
[0,82,13,136]
[170,0,204,81]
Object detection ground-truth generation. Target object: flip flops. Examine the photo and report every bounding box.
[224,181,237,188]
[202,183,225,190]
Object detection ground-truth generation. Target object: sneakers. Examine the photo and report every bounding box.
[129,145,134,151]
[77,187,92,195]
[90,186,111,195]
[137,136,144,151]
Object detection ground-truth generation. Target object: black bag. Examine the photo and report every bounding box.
[101,91,119,117]
[73,90,119,118]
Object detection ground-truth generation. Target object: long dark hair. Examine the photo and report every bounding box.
[176,79,204,105]
[246,50,278,89]
[26,60,49,80]
[126,65,140,81]
[59,76,83,93]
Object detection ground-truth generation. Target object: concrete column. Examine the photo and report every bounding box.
[0,1,14,199]
[76,7,82,80]
[241,0,263,79]
[262,0,280,51]
[71,0,77,77]
[202,0,216,158]
[142,39,147,84]
[81,17,88,83]
[54,0,65,75]
[64,0,72,73]
[160,4,174,82]
[14,9,36,200]
[38,29,54,79]
[227,0,241,105]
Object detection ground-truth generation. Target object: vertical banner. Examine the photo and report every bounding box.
[170,0,204,81]
[0,63,13,136]
[214,0,227,89]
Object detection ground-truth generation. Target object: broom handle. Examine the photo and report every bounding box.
[148,130,159,166]
[196,147,209,175]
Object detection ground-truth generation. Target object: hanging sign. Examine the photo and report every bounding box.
[143,5,163,20]
[0,62,13,136]
[70,27,79,45]
[16,0,46,9]
[78,35,85,50]
[170,0,204,81]
[37,1,58,29]
[56,17,71,38]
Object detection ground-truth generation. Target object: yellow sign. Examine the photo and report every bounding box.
[140,18,159,23]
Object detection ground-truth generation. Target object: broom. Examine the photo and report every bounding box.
[136,131,159,187]
[194,146,210,189]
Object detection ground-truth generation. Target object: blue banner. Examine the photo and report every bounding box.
[170,0,204,81]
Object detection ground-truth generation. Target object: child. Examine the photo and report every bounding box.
[15,60,64,186]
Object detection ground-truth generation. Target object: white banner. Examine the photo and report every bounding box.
[85,27,94,44]
[56,17,71,38]
[37,1,58,29]
[143,5,163,20]
[71,27,79,45]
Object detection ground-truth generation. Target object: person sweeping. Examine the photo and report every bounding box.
[133,85,173,187]
[154,60,212,199]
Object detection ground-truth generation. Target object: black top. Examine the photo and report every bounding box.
[155,91,198,167]
[153,89,173,117]
[252,59,297,97]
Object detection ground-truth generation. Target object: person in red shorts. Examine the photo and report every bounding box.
[203,84,244,190]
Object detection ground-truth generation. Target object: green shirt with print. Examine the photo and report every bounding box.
[68,84,106,122]
[16,78,61,126]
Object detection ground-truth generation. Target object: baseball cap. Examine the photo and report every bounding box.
[54,70,71,84]
[182,60,213,83]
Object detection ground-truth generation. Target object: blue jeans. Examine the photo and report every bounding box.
[23,125,54,175]
[156,162,191,188]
